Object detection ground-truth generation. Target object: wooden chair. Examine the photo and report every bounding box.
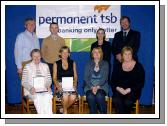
[53,94,82,114]
[21,86,35,113]
[133,99,140,114]
[80,95,111,114]
[109,99,140,114]
[21,60,57,114]
[22,86,56,114]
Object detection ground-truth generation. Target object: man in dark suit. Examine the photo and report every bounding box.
[112,16,140,62]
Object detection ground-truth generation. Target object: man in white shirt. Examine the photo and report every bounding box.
[14,18,40,77]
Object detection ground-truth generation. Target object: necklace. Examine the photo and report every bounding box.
[122,61,135,72]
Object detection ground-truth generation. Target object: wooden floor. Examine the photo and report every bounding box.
[5,103,155,114]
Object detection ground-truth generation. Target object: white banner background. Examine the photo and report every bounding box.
[36,5,120,38]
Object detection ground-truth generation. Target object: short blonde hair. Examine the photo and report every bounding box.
[91,47,103,61]
[121,46,133,62]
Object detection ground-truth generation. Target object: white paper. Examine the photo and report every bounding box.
[62,77,75,92]
[33,76,47,92]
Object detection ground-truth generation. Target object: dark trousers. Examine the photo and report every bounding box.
[86,89,107,114]
[112,91,136,114]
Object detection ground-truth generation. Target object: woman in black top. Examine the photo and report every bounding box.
[91,28,112,81]
[53,46,78,114]
[91,28,112,63]
[111,46,145,114]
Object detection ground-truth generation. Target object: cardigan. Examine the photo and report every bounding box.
[22,62,52,96]
[84,60,109,95]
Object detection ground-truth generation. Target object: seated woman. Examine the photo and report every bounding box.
[84,47,109,114]
[53,46,78,114]
[111,46,145,114]
[22,49,53,114]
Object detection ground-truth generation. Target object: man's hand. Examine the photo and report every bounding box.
[116,53,122,62]
[17,68,22,75]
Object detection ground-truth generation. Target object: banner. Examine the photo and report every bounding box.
[36,5,121,38]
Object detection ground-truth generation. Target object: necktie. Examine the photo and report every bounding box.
[123,32,127,42]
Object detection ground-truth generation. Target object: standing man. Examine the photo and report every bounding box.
[41,22,65,88]
[14,18,40,77]
[112,16,140,63]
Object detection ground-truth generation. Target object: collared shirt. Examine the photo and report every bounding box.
[14,30,40,69]
[41,35,65,63]
[123,28,130,36]
[51,34,59,41]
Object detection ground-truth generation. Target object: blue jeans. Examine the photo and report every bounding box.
[86,89,107,114]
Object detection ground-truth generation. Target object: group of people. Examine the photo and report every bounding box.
[14,16,145,114]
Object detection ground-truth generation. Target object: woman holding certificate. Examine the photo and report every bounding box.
[53,46,78,114]
[84,47,109,114]
[22,49,53,114]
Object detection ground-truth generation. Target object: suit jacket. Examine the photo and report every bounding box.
[91,40,112,63]
[111,29,140,60]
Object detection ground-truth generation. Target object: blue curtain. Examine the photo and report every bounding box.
[5,5,155,105]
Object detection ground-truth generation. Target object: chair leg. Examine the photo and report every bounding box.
[79,97,81,114]
[81,97,84,114]
[52,97,56,113]
[54,96,57,113]
[22,99,24,113]
[136,100,139,114]
[107,100,110,114]
[110,98,112,114]
[27,101,30,113]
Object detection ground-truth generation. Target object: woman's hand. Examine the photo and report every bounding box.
[47,87,52,93]
[57,85,62,92]
[92,86,98,95]
[73,85,77,91]
[30,87,36,95]
[116,87,126,95]
[125,88,131,94]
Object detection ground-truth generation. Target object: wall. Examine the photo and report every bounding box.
[5,5,155,105]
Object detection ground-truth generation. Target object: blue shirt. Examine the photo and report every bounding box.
[14,30,40,69]
[91,70,102,86]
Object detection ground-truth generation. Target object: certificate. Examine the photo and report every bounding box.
[33,76,47,93]
[62,77,75,92]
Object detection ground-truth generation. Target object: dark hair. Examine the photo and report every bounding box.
[96,28,106,41]
[50,22,58,27]
[25,18,35,24]
[120,16,131,23]
[30,49,41,57]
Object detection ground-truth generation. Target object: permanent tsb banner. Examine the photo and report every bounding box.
[36,5,121,38]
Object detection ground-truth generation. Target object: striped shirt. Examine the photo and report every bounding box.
[22,62,52,96]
